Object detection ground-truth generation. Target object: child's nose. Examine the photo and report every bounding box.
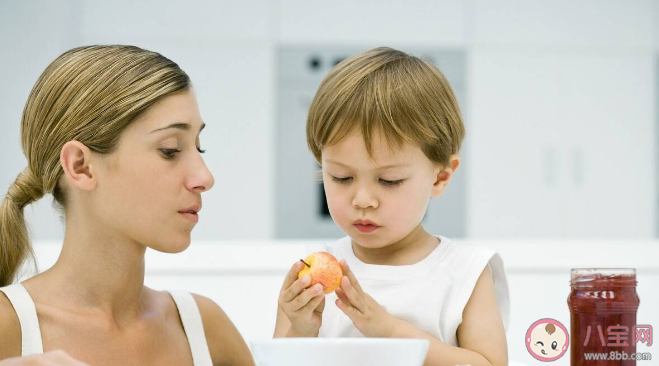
[352,185,378,209]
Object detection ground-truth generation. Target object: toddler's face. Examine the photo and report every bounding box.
[321,131,442,249]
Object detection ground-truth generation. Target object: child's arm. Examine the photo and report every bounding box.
[273,261,326,338]
[335,261,507,366]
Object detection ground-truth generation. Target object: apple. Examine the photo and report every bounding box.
[297,251,343,294]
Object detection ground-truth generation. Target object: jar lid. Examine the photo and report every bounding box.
[570,268,637,286]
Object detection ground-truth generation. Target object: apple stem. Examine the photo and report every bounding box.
[300,259,311,268]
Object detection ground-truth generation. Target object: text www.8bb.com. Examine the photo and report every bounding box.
[584,351,652,361]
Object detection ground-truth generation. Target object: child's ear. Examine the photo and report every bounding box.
[59,140,99,192]
[431,154,460,197]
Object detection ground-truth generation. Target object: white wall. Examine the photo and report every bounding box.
[0,0,82,239]
[468,0,658,238]
[0,0,657,241]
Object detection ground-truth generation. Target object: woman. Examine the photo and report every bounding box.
[0,45,254,366]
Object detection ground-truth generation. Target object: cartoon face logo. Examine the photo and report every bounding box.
[526,318,569,362]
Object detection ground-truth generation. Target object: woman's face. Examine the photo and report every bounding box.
[90,90,214,253]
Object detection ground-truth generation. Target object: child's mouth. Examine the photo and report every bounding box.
[354,223,379,233]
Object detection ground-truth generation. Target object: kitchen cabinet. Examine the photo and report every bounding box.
[468,51,656,238]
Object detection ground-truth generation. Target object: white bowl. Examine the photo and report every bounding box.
[250,338,429,366]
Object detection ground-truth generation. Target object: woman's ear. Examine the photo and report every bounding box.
[59,141,98,192]
[431,154,460,197]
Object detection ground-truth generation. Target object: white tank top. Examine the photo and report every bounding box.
[313,235,510,347]
[0,284,213,366]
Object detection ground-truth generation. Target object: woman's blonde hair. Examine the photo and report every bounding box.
[0,45,190,286]
[307,47,465,167]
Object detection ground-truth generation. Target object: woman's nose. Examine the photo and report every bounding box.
[186,156,215,192]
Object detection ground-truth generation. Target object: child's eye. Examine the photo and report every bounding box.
[551,341,557,350]
[379,178,404,187]
[331,176,353,184]
[160,148,181,159]
[197,147,206,154]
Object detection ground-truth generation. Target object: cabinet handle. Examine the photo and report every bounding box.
[544,147,557,187]
[572,147,584,188]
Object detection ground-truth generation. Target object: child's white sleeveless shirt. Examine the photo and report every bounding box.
[314,235,510,346]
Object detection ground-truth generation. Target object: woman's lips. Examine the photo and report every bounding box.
[354,223,379,233]
[179,211,199,223]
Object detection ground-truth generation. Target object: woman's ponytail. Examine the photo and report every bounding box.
[0,169,43,286]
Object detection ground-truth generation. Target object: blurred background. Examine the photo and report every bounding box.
[1,0,657,241]
[1,1,658,365]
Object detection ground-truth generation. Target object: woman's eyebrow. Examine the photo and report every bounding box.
[150,122,206,134]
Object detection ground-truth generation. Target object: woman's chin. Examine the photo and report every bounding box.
[150,237,192,254]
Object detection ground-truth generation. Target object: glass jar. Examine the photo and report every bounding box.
[568,268,640,366]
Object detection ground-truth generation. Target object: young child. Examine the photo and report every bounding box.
[274,47,509,366]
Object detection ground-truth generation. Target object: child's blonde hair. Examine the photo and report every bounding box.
[0,45,190,286]
[307,47,465,168]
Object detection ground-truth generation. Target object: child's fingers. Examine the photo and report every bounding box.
[340,276,364,313]
[289,283,324,311]
[299,291,325,314]
[314,296,326,313]
[281,275,312,303]
[280,261,305,291]
[335,287,352,307]
[340,259,364,294]
[336,298,361,320]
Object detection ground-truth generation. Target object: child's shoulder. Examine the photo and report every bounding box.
[434,236,506,284]
[435,235,497,263]
[436,236,510,331]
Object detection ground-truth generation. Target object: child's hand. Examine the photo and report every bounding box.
[278,261,326,337]
[334,259,400,338]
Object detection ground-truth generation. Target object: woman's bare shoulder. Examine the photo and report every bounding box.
[191,294,255,366]
[0,291,21,359]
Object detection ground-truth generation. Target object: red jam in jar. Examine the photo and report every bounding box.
[568,268,640,366]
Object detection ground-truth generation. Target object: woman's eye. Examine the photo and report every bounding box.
[160,147,205,159]
[331,176,352,184]
[160,148,181,159]
[551,341,557,350]
[379,178,404,187]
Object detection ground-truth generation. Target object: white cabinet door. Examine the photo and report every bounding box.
[469,51,569,237]
[468,51,656,238]
[563,55,656,238]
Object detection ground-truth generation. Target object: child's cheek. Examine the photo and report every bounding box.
[325,190,350,227]
[389,192,425,226]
